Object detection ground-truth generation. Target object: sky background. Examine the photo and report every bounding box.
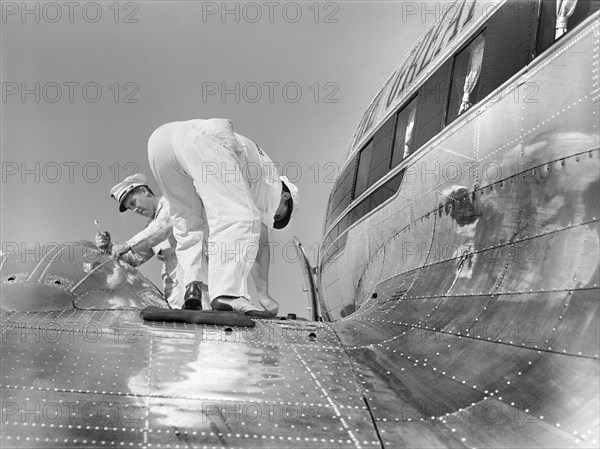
[1,1,445,317]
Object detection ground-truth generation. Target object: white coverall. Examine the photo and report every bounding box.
[148,118,282,301]
[119,196,182,308]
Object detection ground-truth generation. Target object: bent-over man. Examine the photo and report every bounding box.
[147,118,298,316]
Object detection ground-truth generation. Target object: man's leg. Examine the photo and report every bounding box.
[176,126,261,302]
[249,224,279,315]
[148,123,209,308]
[163,272,182,308]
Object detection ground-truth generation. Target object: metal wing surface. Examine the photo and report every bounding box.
[1,242,380,448]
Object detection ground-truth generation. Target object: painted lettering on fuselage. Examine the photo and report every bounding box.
[353,0,492,147]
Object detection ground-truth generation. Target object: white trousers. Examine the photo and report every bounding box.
[148,119,261,301]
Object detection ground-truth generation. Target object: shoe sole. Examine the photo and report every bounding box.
[182,298,203,310]
[245,309,277,319]
[211,299,274,317]
[211,299,234,312]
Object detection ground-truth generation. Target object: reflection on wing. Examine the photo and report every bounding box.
[1,241,167,311]
[1,242,381,447]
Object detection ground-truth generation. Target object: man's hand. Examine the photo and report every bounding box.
[95,231,112,252]
[110,243,132,258]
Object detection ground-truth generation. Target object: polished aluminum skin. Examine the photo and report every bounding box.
[2,2,599,449]
[318,4,600,449]
[1,242,381,447]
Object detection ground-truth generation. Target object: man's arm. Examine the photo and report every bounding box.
[118,246,155,267]
[105,209,172,266]
[94,232,154,267]
[250,223,279,315]
[126,216,172,255]
[116,216,172,266]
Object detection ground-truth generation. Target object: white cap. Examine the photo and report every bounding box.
[110,173,149,212]
[274,176,299,229]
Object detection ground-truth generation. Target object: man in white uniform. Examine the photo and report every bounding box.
[95,173,209,309]
[147,118,298,316]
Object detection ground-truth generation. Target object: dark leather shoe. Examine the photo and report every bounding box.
[182,281,203,310]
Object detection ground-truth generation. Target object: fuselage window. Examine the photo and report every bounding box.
[345,168,406,237]
[536,0,599,55]
[352,116,396,202]
[367,116,395,189]
[325,158,357,230]
[447,31,486,124]
[324,168,406,251]
[353,140,374,200]
[413,59,453,151]
[391,96,418,168]
[476,1,537,104]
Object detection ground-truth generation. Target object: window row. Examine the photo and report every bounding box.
[322,170,406,265]
[324,0,597,240]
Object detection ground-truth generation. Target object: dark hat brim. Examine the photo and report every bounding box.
[117,185,142,213]
[273,182,293,229]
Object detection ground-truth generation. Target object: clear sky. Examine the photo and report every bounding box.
[1,1,445,317]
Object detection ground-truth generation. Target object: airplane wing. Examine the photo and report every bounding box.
[1,242,382,448]
[2,239,599,448]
